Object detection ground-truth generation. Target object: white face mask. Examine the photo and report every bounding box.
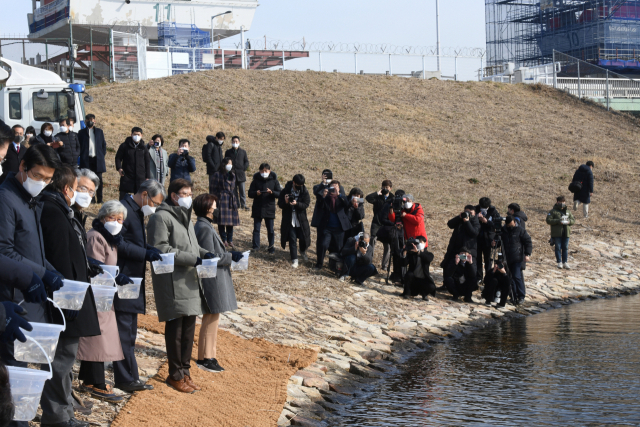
[59,126,68,133]
[75,191,92,208]
[217,139,224,145]
[26,134,33,139]
[44,130,53,137]
[418,242,426,251]
[67,188,77,206]
[132,135,141,143]
[22,171,47,198]
[177,196,192,209]
[68,126,74,131]
[232,143,239,149]
[225,164,233,172]
[141,204,156,217]
[404,202,413,209]
[261,172,270,179]
[104,221,123,236]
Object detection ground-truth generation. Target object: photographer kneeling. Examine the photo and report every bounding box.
[482,262,510,307]
[400,236,435,300]
[339,233,377,286]
[495,215,532,305]
[443,248,477,303]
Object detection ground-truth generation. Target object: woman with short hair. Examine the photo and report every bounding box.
[77,200,132,403]
[209,157,240,248]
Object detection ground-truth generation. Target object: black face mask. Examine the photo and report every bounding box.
[86,121,95,128]
[294,185,302,192]
[381,189,389,195]
[213,208,220,219]
[13,135,22,144]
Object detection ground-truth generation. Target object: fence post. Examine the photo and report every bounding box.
[389,54,392,76]
[90,28,93,85]
[319,52,322,72]
[455,56,458,81]
[166,46,170,75]
[606,70,610,110]
[577,60,581,99]
[282,50,285,70]
[193,47,196,72]
[221,48,225,70]
[552,50,557,89]
[109,28,114,82]
[354,52,357,74]
[69,19,74,83]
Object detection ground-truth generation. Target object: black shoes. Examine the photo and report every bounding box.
[196,358,225,373]
[42,418,89,427]
[436,285,447,292]
[463,296,474,303]
[114,380,154,393]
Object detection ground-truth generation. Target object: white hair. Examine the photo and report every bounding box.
[77,168,100,189]
[97,200,127,221]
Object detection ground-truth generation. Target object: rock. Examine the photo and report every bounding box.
[290,376,304,386]
[349,362,382,378]
[383,330,408,340]
[290,415,324,426]
[302,377,330,391]
[360,350,385,361]
[288,384,309,400]
[288,398,326,413]
[278,409,294,426]
[329,383,357,396]
[295,370,322,380]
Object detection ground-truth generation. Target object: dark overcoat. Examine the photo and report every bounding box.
[78,126,107,173]
[248,172,282,219]
[115,137,151,194]
[278,181,311,251]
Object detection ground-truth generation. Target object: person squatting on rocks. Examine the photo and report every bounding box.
[547,195,576,270]
[339,233,377,285]
[571,160,594,219]
[400,236,435,301]
[439,205,479,292]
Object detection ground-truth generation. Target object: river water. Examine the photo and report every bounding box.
[337,294,640,426]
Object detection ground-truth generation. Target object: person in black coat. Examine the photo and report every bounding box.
[313,180,353,270]
[224,136,250,210]
[78,114,107,203]
[572,161,594,218]
[481,263,511,307]
[400,236,435,300]
[0,125,27,186]
[497,216,532,304]
[444,248,478,303]
[376,189,406,283]
[339,233,377,285]
[114,180,165,393]
[54,118,80,167]
[248,163,282,253]
[475,197,501,284]
[167,139,196,182]
[278,175,311,268]
[203,133,225,194]
[311,170,345,267]
[344,187,366,243]
[365,179,394,270]
[115,127,151,200]
[39,165,101,427]
[507,203,528,230]
[442,205,480,279]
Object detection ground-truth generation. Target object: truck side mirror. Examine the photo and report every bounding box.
[84,94,93,103]
[67,93,75,108]
[36,89,49,99]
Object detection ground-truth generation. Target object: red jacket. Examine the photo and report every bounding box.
[388,203,428,245]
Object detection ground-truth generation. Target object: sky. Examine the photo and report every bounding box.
[1,0,486,81]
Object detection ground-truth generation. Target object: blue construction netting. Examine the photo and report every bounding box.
[157,22,211,48]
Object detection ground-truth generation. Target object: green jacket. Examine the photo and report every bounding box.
[147,202,209,322]
[546,203,576,238]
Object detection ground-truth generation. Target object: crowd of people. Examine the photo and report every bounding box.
[0,113,595,426]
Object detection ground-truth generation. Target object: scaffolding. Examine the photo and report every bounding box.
[485,0,640,75]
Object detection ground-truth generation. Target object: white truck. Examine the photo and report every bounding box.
[0,57,92,135]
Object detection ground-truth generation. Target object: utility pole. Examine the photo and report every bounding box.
[436,0,441,72]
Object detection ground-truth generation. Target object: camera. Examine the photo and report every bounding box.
[392,195,405,214]
[405,237,420,250]
[461,211,469,220]
[495,261,504,270]
[459,254,468,261]
[358,239,368,249]
[182,149,189,156]
[288,193,297,204]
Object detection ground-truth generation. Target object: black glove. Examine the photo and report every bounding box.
[63,309,79,321]
[0,301,32,343]
[24,272,48,304]
[145,250,163,262]
[194,257,203,267]
[148,246,162,254]
[43,270,64,292]
[115,273,134,286]
[203,253,217,260]
[88,263,104,278]
[231,251,244,263]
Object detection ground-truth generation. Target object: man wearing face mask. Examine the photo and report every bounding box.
[387,194,428,284]
[72,169,100,241]
[168,139,196,183]
[203,132,225,194]
[475,197,500,285]
[443,248,478,303]
[314,180,353,271]
[495,216,532,305]
[39,165,101,427]
[400,236,435,300]
[78,114,107,203]
[224,136,250,211]
[0,125,27,186]
[248,163,282,253]
[278,174,311,268]
[546,195,575,269]
[339,232,377,286]
[147,134,169,185]
[115,127,151,200]
[441,205,480,282]
[311,170,345,264]
[55,118,80,167]
[114,179,164,393]
[365,180,393,271]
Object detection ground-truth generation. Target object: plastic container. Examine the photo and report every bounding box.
[91,265,119,287]
[15,299,65,365]
[90,284,117,312]
[197,258,220,279]
[9,337,53,421]
[100,265,120,278]
[117,277,142,300]
[152,253,175,274]
[53,280,89,310]
[231,251,251,271]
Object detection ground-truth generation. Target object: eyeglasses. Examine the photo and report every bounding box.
[28,170,53,185]
[77,186,96,197]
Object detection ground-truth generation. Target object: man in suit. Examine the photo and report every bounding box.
[78,114,107,203]
[224,136,250,210]
[0,125,27,185]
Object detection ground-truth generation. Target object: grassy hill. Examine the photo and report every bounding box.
[86,70,640,300]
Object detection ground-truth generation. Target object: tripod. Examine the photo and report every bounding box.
[490,239,518,305]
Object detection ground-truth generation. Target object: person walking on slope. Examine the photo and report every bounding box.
[546,195,575,270]
[572,161,594,218]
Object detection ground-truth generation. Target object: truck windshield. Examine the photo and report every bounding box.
[32,92,71,122]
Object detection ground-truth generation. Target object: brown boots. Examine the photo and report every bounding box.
[165,375,201,393]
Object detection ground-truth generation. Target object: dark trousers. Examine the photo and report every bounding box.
[218,225,234,244]
[344,254,377,281]
[370,235,391,270]
[403,272,436,297]
[88,157,104,203]
[316,227,345,267]
[509,261,526,300]
[40,334,79,424]
[113,311,139,384]
[234,180,247,208]
[553,237,569,263]
[78,361,106,388]
[165,315,197,381]
[444,276,476,298]
[288,226,303,260]
[483,276,510,305]
[252,218,275,251]
[477,245,493,282]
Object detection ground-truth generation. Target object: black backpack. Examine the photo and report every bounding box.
[568,181,582,194]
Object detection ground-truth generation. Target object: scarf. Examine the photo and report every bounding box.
[39,132,53,144]
[92,218,124,247]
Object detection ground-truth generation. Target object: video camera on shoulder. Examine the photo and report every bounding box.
[392,195,405,214]
[405,237,420,250]
[493,216,508,232]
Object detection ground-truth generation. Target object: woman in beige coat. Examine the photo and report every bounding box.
[77,201,131,403]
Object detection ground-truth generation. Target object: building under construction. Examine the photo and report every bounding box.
[485,0,640,75]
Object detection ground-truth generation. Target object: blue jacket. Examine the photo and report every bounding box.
[168,153,196,182]
[78,126,107,173]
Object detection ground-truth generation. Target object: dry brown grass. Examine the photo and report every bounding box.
[86,70,640,301]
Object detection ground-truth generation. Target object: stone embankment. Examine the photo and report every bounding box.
[215,237,640,426]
